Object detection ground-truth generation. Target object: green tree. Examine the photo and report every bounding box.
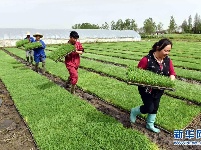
[101,22,109,29]
[123,19,131,30]
[110,19,137,30]
[181,19,188,33]
[72,23,100,29]
[143,18,156,34]
[157,22,163,31]
[111,21,116,30]
[137,27,144,34]
[198,15,201,33]
[188,15,193,33]
[130,19,138,31]
[193,13,201,33]
[72,24,81,29]
[116,19,124,30]
[168,16,177,33]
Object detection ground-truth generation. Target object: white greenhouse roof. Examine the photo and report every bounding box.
[0,28,141,40]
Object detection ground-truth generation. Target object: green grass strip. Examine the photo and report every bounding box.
[85,49,201,70]
[83,46,201,64]
[83,41,201,69]
[83,41,201,57]
[83,53,201,81]
[79,58,201,104]
[5,48,201,103]
[0,50,158,150]
[4,48,200,131]
[86,47,201,64]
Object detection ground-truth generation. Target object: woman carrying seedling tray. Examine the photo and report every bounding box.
[32,32,46,74]
[65,31,84,94]
[130,38,176,133]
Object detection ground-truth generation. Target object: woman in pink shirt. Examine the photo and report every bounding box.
[130,38,176,133]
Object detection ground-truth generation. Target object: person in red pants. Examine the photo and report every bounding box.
[65,31,84,94]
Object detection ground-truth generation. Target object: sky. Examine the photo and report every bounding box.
[0,0,201,30]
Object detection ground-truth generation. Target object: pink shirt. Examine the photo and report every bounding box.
[65,41,84,68]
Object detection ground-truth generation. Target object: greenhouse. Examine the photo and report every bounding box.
[0,28,141,47]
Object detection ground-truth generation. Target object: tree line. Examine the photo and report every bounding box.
[72,19,137,31]
[72,13,201,34]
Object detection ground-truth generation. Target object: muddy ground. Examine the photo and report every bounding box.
[0,80,37,150]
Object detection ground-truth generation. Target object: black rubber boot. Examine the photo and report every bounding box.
[26,57,29,65]
[30,56,34,65]
[70,85,76,94]
[35,63,39,73]
[42,62,46,74]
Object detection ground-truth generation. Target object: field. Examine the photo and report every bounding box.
[0,40,201,150]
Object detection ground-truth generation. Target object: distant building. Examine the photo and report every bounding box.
[154,30,167,35]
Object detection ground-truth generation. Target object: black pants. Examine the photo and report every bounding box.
[138,86,164,114]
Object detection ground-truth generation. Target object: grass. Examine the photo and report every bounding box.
[4,48,200,131]
[85,47,201,64]
[84,50,201,70]
[0,50,158,150]
[82,53,201,81]
[76,57,201,104]
[6,47,201,103]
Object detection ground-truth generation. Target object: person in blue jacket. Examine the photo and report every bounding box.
[24,32,35,65]
[33,32,46,74]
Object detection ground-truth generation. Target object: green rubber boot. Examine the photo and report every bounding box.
[130,106,141,123]
[146,114,160,133]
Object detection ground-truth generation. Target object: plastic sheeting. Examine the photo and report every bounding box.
[0,29,141,40]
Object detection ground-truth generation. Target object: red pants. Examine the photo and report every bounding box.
[67,66,78,85]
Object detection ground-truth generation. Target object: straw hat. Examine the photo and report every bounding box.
[33,32,43,38]
[26,32,30,35]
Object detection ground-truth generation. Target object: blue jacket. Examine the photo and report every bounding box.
[24,37,35,43]
[33,40,46,57]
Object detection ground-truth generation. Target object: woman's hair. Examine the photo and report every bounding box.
[70,31,79,39]
[149,38,172,53]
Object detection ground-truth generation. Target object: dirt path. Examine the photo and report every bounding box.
[0,80,38,150]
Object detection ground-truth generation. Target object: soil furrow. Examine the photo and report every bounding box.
[0,79,38,150]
